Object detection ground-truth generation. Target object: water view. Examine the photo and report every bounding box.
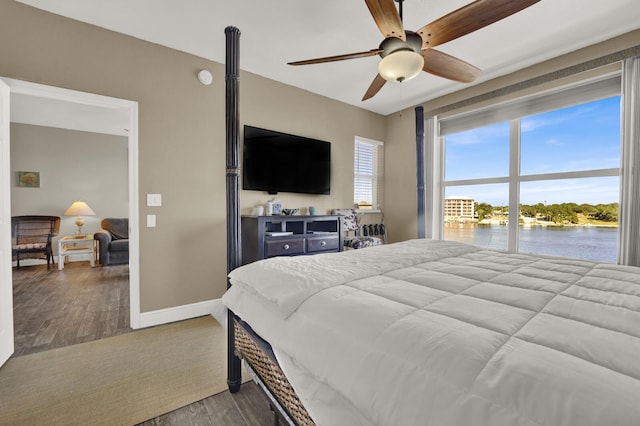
[445,223,618,263]
[440,96,622,264]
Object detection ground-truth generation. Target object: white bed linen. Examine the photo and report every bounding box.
[223,239,640,426]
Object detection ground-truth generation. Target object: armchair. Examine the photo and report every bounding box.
[94,218,129,265]
[11,215,61,268]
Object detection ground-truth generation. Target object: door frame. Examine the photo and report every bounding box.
[0,77,142,330]
[0,79,13,367]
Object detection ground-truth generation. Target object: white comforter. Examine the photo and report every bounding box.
[223,239,640,426]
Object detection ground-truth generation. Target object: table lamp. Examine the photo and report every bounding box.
[64,200,96,237]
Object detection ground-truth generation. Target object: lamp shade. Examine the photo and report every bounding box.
[64,201,96,216]
[378,50,424,83]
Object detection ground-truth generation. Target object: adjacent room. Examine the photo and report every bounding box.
[0,0,639,425]
[9,94,131,356]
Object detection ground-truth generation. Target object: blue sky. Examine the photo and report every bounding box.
[445,96,621,206]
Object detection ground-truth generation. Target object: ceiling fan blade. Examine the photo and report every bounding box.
[288,49,382,66]
[362,74,387,101]
[416,0,541,49]
[364,0,406,41]
[421,49,480,83]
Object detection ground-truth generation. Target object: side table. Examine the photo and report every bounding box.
[58,235,96,270]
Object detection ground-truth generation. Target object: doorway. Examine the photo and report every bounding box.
[0,78,140,361]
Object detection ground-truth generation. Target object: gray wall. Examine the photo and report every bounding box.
[10,123,128,250]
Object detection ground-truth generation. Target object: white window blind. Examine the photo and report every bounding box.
[439,74,621,136]
[354,137,384,208]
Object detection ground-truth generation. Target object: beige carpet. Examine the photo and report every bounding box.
[0,315,229,425]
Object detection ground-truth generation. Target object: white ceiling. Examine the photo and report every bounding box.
[15,0,640,117]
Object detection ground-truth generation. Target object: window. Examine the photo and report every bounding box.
[354,137,384,209]
[436,75,621,262]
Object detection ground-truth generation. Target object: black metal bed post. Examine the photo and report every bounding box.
[225,25,242,394]
[415,106,426,239]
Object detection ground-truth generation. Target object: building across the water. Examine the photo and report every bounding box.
[444,196,476,222]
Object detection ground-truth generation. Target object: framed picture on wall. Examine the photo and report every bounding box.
[16,171,40,188]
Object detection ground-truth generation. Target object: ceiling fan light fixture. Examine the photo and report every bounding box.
[378,49,424,83]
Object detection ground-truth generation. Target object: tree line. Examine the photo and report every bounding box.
[475,202,619,224]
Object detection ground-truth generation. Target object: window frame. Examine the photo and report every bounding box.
[354,137,384,209]
[432,73,622,257]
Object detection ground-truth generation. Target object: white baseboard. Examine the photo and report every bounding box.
[136,298,224,329]
[12,258,89,268]
[12,259,47,267]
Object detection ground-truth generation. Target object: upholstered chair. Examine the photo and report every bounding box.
[94,218,129,265]
[331,209,385,250]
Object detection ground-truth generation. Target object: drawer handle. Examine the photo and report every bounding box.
[283,244,290,250]
[320,241,327,247]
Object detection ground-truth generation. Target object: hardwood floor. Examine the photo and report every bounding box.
[11,261,277,425]
[12,261,131,357]
[138,382,276,426]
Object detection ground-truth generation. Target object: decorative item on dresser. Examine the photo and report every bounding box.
[240,215,343,265]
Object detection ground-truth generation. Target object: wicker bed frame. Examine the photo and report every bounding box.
[233,318,315,425]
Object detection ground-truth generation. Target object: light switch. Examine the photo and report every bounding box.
[147,194,162,207]
[147,214,156,227]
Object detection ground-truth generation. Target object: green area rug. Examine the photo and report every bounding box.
[0,316,228,425]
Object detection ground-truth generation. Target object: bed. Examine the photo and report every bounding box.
[222,26,639,426]
[224,238,640,425]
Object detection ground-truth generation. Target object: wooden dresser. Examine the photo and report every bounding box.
[240,215,343,265]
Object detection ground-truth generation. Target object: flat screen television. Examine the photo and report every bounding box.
[242,125,331,195]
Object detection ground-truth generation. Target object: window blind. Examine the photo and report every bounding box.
[439,74,621,136]
[354,137,384,208]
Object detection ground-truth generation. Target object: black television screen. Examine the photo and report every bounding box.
[242,125,331,195]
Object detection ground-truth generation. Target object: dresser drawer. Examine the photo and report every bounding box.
[307,236,339,253]
[265,238,305,257]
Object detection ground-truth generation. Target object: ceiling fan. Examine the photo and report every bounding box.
[288,0,541,101]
